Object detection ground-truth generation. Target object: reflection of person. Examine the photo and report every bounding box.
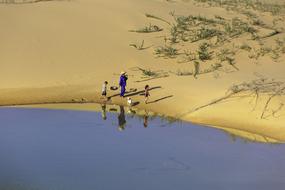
[118,105,126,131]
[119,71,128,97]
[143,111,149,128]
[101,104,107,120]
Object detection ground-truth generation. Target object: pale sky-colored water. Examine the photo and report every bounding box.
[0,107,285,190]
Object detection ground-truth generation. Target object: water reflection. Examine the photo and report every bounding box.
[101,104,107,120]
[118,106,126,131]
[98,104,278,144]
[143,111,149,128]
[101,104,151,130]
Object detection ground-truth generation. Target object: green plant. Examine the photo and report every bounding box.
[145,13,171,25]
[192,27,221,42]
[139,68,159,77]
[197,42,212,61]
[179,50,197,63]
[217,48,238,70]
[155,45,179,58]
[129,23,163,33]
[240,43,252,51]
[129,40,146,50]
[194,0,285,15]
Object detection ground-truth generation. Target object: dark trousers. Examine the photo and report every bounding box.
[120,86,126,97]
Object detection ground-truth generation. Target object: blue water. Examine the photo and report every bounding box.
[0,107,284,190]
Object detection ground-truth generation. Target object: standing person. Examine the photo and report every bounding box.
[144,85,150,104]
[119,71,128,97]
[101,81,108,99]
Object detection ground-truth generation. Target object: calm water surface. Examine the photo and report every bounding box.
[0,107,284,190]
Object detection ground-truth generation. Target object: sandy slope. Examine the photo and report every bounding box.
[0,0,285,143]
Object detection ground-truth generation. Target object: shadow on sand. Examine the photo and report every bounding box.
[108,86,161,99]
[148,95,173,104]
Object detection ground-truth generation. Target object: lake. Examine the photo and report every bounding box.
[0,106,284,190]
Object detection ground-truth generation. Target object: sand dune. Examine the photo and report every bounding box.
[1,0,285,142]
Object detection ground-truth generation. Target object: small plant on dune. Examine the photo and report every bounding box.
[145,13,171,25]
[271,49,281,60]
[190,15,217,25]
[199,63,223,74]
[217,48,238,70]
[170,25,179,43]
[131,67,169,81]
[260,47,273,56]
[240,43,252,51]
[197,42,212,61]
[275,38,285,54]
[155,45,179,58]
[174,69,193,76]
[129,23,163,33]
[178,50,197,63]
[191,27,221,42]
[241,10,258,20]
[251,18,266,27]
[248,46,283,62]
[137,68,159,77]
[224,18,257,38]
[129,40,146,50]
[214,15,225,21]
[248,49,261,60]
[275,38,285,47]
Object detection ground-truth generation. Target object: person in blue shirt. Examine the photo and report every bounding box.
[119,71,128,97]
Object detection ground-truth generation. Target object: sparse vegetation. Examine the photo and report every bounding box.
[197,42,212,61]
[145,13,171,25]
[178,50,197,63]
[130,1,284,79]
[224,18,257,39]
[174,62,222,78]
[249,38,285,62]
[174,70,193,76]
[129,23,163,33]
[240,43,252,51]
[194,0,285,15]
[129,40,152,50]
[188,77,285,119]
[138,68,159,77]
[155,45,179,58]
[216,48,238,70]
[131,67,169,82]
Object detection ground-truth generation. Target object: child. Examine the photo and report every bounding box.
[101,81,108,98]
[144,85,150,104]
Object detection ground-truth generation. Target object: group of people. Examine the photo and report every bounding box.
[101,71,150,104]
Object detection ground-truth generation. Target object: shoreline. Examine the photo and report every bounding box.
[2,84,283,144]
